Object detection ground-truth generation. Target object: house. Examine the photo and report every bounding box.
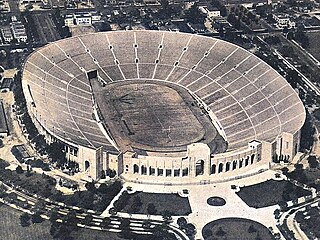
[11,145,34,163]
[0,100,9,137]
[1,26,13,43]
[10,21,27,42]
[0,78,13,92]
[64,12,102,27]
[199,5,221,19]
[273,14,295,29]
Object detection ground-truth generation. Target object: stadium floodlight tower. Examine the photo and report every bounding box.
[22,30,305,184]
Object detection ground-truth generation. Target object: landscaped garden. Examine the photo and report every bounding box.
[0,203,166,240]
[202,218,274,240]
[295,205,320,239]
[207,197,226,206]
[0,204,52,240]
[282,159,320,191]
[0,159,122,213]
[236,180,311,208]
[114,191,192,216]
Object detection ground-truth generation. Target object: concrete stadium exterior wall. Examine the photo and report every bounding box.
[22,71,302,183]
[273,130,301,162]
[121,142,266,184]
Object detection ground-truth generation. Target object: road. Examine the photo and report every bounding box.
[279,197,320,240]
[274,49,320,96]
[7,0,20,14]
[0,180,190,240]
[256,35,320,96]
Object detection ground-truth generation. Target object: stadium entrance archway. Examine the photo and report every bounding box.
[84,160,90,172]
[196,160,205,176]
[133,164,139,174]
[211,164,216,174]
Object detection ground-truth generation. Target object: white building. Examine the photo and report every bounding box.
[199,6,220,18]
[10,21,27,42]
[1,26,13,43]
[273,14,295,29]
[64,12,102,27]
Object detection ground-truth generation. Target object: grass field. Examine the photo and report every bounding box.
[0,204,52,240]
[0,204,147,240]
[92,79,218,152]
[236,180,311,208]
[119,191,192,216]
[202,218,274,240]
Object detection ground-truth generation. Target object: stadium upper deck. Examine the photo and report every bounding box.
[22,30,305,155]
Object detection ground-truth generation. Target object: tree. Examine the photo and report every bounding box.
[162,210,173,224]
[184,3,206,24]
[294,163,304,171]
[281,167,289,175]
[82,214,93,225]
[50,209,59,223]
[278,201,288,211]
[109,207,117,216]
[147,203,157,215]
[85,182,96,192]
[177,217,187,229]
[33,200,46,214]
[274,209,281,219]
[142,219,152,229]
[185,223,196,236]
[16,165,24,174]
[100,170,106,179]
[0,159,9,169]
[294,27,309,48]
[64,210,77,228]
[308,155,318,168]
[100,217,111,228]
[32,211,44,223]
[130,196,142,213]
[119,218,131,230]
[106,169,116,178]
[20,212,31,227]
[47,142,66,166]
[97,183,108,193]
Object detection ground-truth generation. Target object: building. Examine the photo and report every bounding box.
[22,31,305,184]
[0,100,9,137]
[0,78,13,92]
[10,21,27,42]
[199,6,221,18]
[273,14,296,29]
[64,12,102,27]
[11,145,34,163]
[1,26,13,43]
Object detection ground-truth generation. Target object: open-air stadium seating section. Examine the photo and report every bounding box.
[24,31,305,152]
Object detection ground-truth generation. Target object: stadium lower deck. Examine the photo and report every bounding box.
[91,79,224,154]
[23,31,305,155]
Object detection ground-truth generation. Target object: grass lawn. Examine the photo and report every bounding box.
[0,204,153,240]
[303,169,320,183]
[0,204,52,240]
[236,180,311,208]
[202,218,274,240]
[119,191,192,216]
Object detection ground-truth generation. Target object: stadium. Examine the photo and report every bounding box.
[22,30,305,184]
